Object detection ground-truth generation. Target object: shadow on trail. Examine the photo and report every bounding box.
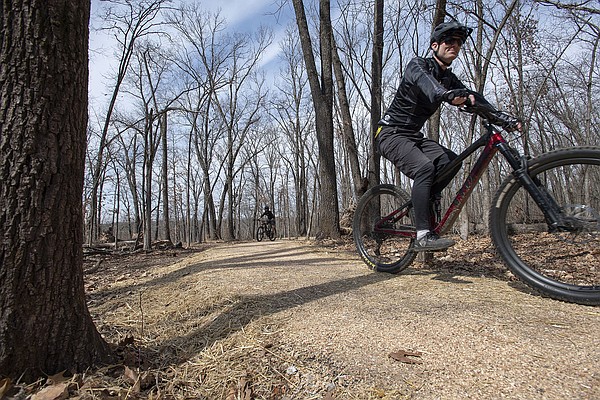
[151,270,395,365]
[402,258,539,298]
[149,257,536,368]
[89,242,348,303]
[94,240,543,368]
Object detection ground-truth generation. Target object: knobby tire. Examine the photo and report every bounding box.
[256,226,265,242]
[490,147,600,305]
[353,184,417,273]
[268,226,276,241]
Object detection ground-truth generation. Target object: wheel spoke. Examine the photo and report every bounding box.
[353,185,416,273]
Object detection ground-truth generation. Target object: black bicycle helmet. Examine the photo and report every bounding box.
[430,21,473,44]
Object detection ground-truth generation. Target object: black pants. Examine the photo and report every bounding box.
[377,129,461,231]
[411,153,460,230]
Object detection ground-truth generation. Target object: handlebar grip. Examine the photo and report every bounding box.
[461,105,521,131]
[492,111,521,131]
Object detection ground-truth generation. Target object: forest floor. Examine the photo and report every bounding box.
[11,237,600,399]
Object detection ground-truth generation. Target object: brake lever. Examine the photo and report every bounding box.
[459,103,477,114]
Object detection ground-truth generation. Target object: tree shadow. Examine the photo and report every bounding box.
[137,271,397,367]
[88,243,354,307]
[402,257,545,299]
[96,240,548,371]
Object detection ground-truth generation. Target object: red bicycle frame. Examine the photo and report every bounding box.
[435,129,507,235]
[374,124,509,238]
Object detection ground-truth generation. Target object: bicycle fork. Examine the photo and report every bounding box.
[497,142,565,230]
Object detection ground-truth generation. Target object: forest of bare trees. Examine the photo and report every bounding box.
[1,0,599,383]
[86,0,600,247]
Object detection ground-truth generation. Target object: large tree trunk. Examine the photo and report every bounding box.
[369,0,384,190]
[0,0,113,381]
[292,0,340,239]
[427,0,447,143]
[331,34,364,199]
[161,112,172,244]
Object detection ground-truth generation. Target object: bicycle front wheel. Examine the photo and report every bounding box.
[353,184,416,273]
[256,226,265,242]
[490,147,600,305]
[269,226,276,241]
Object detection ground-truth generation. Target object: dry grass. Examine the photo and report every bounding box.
[5,238,599,399]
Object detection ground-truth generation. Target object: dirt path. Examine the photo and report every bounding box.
[86,238,599,399]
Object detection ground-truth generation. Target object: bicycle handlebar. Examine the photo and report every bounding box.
[443,89,471,103]
[460,102,521,132]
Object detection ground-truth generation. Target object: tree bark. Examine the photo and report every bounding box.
[292,0,340,239]
[427,0,447,143]
[0,0,113,381]
[369,0,385,190]
[161,112,173,244]
[331,33,364,199]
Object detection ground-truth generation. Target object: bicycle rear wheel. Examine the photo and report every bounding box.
[256,226,265,242]
[353,184,417,273]
[490,147,600,305]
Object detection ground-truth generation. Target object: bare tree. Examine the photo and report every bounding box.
[331,33,365,199]
[270,26,313,236]
[292,0,340,239]
[0,0,113,380]
[88,0,168,244]
[160,111,172,243]
[369,0,385,189]
[114,121,143,240]
[426,0,447,144]
[212,36,271,240]
[169,6,233,241]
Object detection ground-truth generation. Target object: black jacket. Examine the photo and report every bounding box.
[261,210,275,220]
[379,56,493,136]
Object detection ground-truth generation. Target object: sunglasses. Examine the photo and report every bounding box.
[442,37,464,46]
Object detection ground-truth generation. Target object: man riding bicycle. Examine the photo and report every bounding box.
[260,206,276,231]
[376,20,521,251]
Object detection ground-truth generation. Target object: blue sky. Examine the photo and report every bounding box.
[204,0,286,28]
[88,0,295,101]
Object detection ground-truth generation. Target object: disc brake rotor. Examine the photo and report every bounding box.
[556,204,600,244]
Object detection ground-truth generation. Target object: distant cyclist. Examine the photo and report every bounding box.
[376,20,520,251]
[260,206,276,231]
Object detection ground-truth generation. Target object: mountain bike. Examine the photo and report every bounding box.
[353,104,600,305]
[256,218,276,242]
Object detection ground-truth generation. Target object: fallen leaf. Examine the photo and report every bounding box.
[124,366,139,383]
[31,383,69,400]
[323,390,336,399]
[389,349,423,364]
[46,371,69,385]
[272,384,287,396]
[124,366,141,393]
[0,378,11,398]
[226,377,252,400]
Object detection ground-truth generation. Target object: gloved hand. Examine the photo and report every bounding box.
[442,89,471,103]
[491,111,522,132]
